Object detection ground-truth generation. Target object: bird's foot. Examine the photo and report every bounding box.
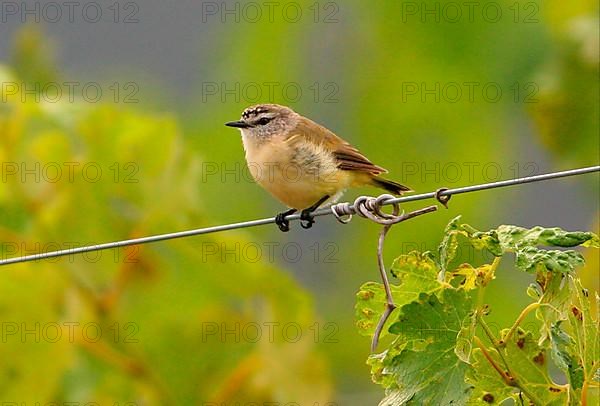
[300,209,316,229]
[275,209,296,232]
[435,187,451,209]
[298,195,330,229]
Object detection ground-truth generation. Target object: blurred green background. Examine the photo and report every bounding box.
[0,1,598,404]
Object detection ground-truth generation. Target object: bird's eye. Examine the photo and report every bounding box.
[257,117,271,125]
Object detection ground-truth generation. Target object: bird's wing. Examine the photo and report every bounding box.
[284,117,388,175]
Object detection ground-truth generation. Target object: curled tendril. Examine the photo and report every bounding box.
[331,194,441,351]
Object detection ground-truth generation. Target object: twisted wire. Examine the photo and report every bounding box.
[0,165,598,267]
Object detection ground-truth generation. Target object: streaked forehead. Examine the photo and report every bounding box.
[242,106,272,119]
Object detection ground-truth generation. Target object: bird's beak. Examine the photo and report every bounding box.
[225,120,250,128]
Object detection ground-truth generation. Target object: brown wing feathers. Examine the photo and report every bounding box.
[333,149,387,174]
[289,117,388,175]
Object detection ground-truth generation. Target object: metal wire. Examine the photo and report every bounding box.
[1,165,598,267]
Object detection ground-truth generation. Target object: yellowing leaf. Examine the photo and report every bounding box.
[448,262,496,291]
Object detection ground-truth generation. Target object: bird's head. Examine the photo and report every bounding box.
[225,104,299,140]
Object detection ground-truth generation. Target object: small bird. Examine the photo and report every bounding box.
[225,104,411,231]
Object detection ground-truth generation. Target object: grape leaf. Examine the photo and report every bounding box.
[455,311,478,364]
[438,216,502,275]
[446,263,496,291]
[438,219,598,277]
[536,272,572,347]
[356,282,406,339]
[497,225,599,249]
[503,329,567,404]
[568,278,600,404]
[367,337,409,391]
[471,328,568,405]
[355,251,442,338]
[466,347,517,405]
[376,289,473,405]
[549,321,584,391]
[515,246,585,274]
[438,216,463,273]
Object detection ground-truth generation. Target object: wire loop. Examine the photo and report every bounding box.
[332,194,404,226]
[332,193,425,228]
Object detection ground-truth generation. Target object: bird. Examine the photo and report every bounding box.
[225,104,411,231]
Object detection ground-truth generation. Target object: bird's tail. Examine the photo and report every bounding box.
[371,177,412,195]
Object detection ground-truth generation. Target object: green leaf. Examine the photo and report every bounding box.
[356,282,404,338]
[378,289,473,405]
[356,251,442,338]
[466,347,516,405]
[515,246,585,274]
[536,272,572,346]
[498,226,596,279]
[438,215,463,273]
[438,217,502,275]
[473,328,568,405]
[568,278,600,403]
[367,337,408,391]
[549,322,584,390]
[497,225,599,249]
[438,220,597,277]
[502,329,568,404]
[455,311,477,364]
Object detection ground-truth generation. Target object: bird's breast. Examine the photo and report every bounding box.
[242,135,351,209]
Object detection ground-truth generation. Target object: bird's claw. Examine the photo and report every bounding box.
[275,209,296,232]
[435,187,451,209]
[300,210,315,229]
[275,212,291,232]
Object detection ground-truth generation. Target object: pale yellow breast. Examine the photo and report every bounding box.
[242,135,351,209]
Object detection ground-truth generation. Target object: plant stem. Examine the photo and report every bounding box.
[477,313,501,348]
[502,302,541,345]
[475,320,544,405]
[473,335,513,385]
[502,302,561,346]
